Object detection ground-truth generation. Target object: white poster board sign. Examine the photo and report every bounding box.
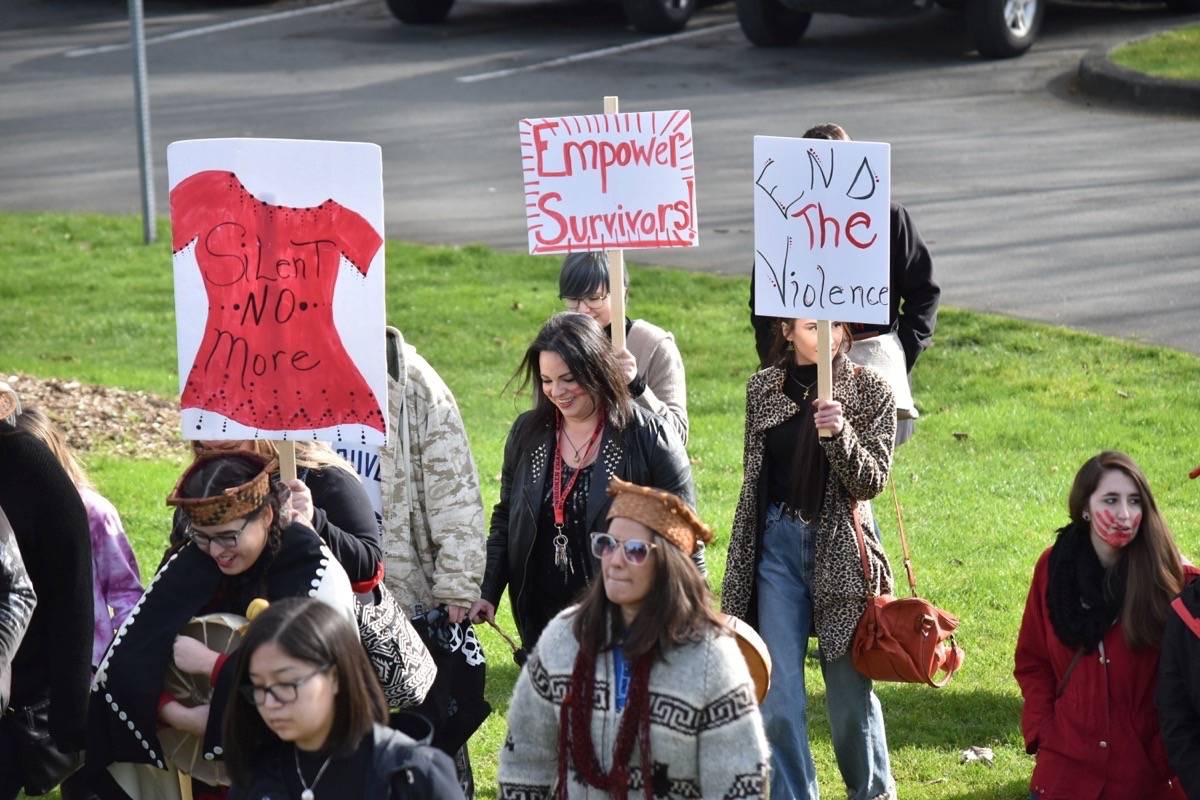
[334,444,383,523]
[520,111,699,254]
[168,138,388,447]
[752,137,890,324]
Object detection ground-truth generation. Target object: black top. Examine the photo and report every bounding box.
[229,724,465,800]
[301,465,381,583]
[286,738,370,799]
[527,463,596,647]
[0,431,93,750]
[750,202,940,371]
[763,363,828,518]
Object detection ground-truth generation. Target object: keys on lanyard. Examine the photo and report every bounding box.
[551,414,605,581]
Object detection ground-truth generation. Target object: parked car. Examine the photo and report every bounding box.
[385,0,698,34]
[734,0,1200,59]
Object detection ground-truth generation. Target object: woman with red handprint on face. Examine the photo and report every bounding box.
[1015,451,1196,800]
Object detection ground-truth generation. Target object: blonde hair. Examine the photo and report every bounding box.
[199,439,358,477]
[17,407,94,490]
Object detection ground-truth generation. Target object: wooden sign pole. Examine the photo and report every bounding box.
[603,94,627,352]
[816,320,834,438]
[277,440,298,483]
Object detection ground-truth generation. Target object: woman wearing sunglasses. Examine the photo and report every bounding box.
[473,312,695,651]
[84,452,356,798]
[558,252,689,445]
[722,318,898,800]
[223,597,463,799]
[500,478,768,799]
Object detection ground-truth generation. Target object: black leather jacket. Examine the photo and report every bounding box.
[481,405,697,646]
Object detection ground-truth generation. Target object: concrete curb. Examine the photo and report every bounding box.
[1078,28,1200,115]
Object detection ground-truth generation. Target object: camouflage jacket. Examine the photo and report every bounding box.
[379,327,485,615]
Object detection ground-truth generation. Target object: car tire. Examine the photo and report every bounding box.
[965,0,1043,58]
[735,0,812,46]
[385,0,454,24]
[622,0,697,34]
[1165,0,1200,11]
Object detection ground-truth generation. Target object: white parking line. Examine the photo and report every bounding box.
[456,21,740,84]
[63,0,372,58]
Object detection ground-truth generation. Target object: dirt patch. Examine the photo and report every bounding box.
[6,373,187,461]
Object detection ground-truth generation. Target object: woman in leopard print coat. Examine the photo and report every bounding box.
[721,318,897,800]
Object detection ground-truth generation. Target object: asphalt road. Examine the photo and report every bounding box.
[3,0,1198,352]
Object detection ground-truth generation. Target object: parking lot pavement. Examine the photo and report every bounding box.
[2,0,1197,352]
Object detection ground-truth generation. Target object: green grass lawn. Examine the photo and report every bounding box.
[3,211,1200,799]
[1111,24,1200,81]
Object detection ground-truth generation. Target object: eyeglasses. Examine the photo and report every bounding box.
[590,532,657,565]
[240,665,331,706]
[185,516,253,552]
[561,293,609,312]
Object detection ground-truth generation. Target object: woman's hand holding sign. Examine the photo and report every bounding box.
[813,398,845,437]
[615,348,638,385]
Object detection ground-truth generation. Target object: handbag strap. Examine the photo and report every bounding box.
[1056,647,1086,698]
[851,504,874,598]
[890,480,919,598]
[850,480,920,598]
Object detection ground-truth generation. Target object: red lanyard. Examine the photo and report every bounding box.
[552,413,605,528]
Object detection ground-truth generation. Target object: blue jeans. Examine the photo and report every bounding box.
[756,503,894,800]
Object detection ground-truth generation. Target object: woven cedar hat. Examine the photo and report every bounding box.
[605,477,712,555]
[0,381,19,422]
[166,451,276,526]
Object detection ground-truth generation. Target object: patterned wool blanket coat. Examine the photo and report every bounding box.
[498,609,769,799]
[721,357,896,661]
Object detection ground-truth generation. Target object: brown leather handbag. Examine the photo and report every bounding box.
[850,481,964,687]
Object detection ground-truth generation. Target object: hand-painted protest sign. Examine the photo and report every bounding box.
[520,111,699,254]
[168,138,388,446]
[752,137,890,325]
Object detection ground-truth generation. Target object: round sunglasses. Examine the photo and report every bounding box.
[590,532,657,565]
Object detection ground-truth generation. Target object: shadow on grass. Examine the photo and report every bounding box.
[940,777,1031,800]
[808,685,1023,751]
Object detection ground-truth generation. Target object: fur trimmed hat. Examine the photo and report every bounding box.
[605,477,712,555]
[167,451,276,526]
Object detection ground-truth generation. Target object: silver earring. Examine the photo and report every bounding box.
[1082,512,1090,521]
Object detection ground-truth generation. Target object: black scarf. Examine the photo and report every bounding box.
[1046,521,1126,652]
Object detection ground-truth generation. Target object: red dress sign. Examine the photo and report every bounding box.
[171,170,385,437]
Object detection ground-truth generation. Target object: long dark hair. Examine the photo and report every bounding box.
[1067,451,1185,649]
[571,531,724,663]
[223,598,387,785]
[511,312,632,443]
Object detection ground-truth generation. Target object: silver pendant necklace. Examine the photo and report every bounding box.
[294,747,333,800]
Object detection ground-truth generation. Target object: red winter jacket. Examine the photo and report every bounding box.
[1015,548,1193,800]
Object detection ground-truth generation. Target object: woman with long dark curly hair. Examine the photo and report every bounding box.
[499,478,768,799]
[472,312,695,650]
[1015,450,1195,800]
